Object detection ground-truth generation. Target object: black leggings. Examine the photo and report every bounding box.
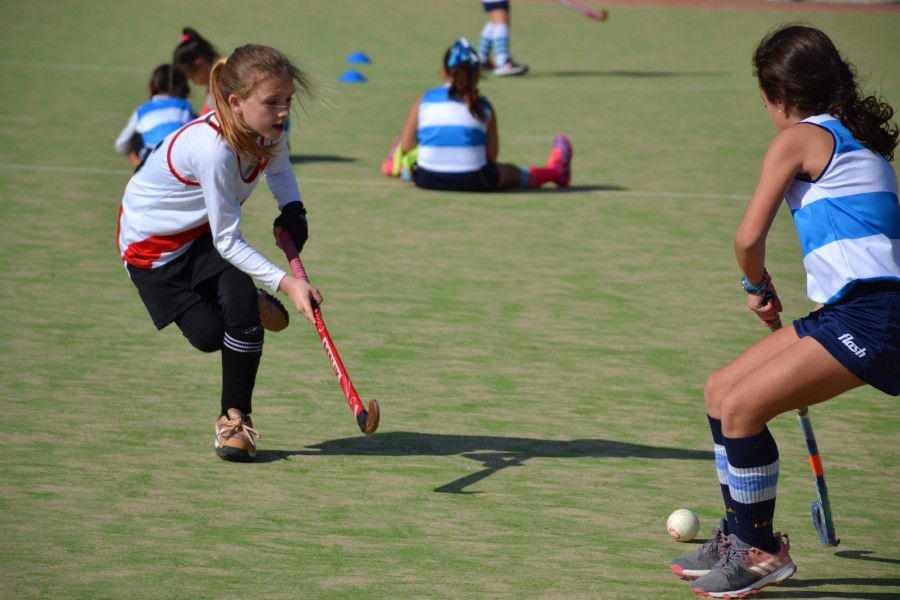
[174,267,264,416]
[174,267,259,352]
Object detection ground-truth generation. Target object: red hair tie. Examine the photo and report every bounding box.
[181,33,190,42]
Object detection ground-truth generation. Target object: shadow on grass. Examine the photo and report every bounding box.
[835,550,900,566]
[762,575,900,599]
[504,183,628,194]
[534,69,726,79]
[257,432,712,493]
[288,154,357,164]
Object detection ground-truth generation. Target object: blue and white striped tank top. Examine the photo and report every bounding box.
[136,96,196,148]
[417,84,491,173]
[786,114,900,304]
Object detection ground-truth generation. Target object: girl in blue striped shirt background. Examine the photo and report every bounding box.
[115,64,195,167]
[383,38,571,192]
[673,25,898,599]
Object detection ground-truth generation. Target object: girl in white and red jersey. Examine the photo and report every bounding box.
[173,28,221,116]
[118,44,321,463]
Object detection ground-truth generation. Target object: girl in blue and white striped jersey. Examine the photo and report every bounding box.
[385,38,571,192]
[674,25,899,599]
[115,64,195,166]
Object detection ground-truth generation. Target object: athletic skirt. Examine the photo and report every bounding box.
[413,162,500,192]
[126,232,234,330]
[793,280,900,396]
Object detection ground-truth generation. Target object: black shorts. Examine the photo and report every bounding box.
[793,280,900,396]
[126,232,234,329]
[413,163,500,192]
[482,0,509,11]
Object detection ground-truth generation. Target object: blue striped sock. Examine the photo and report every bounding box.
[708,415,735,534]
[724,426,780,553]
[517,166,530,188]
[478,22,493,63]
[493,23,510,65]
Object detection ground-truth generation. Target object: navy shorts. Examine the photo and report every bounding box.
[482,0,510,12]
[793,281,900,396]
[413,163,500,192]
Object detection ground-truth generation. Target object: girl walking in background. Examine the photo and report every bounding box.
[477,0,528,76]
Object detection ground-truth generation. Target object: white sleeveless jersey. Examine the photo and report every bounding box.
[416,84,492,173]
[117,113,301,293]
[786,115,900,303]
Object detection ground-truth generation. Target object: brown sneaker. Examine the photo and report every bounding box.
[214,408,259,462]
[258,289,289,332]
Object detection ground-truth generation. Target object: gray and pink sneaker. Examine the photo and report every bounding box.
[691,533,796,598]
[670,519,730,580]
[547,134,573,187]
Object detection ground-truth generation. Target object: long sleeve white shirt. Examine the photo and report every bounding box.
[118,113,300,293]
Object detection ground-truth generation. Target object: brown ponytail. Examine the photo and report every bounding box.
[443,48,487,123]
[173,27,219,75]
[208,44,318,163]
[827,60,897,162]
[754,25,898,161]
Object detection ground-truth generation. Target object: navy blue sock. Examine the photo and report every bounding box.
[723,426,780,553]
[708,415,735,534]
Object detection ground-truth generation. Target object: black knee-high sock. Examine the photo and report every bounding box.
[220,325,263,416]
[724,426,780,553]
[708,415,735,534]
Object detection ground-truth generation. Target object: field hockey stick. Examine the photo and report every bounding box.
[762,292,839,547]
[556,0,609,22]
[278,231,380,435]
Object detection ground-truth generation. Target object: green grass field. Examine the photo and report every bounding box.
[1,1,898,598]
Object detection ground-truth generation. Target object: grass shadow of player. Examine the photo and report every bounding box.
[504,184,629,194]
[538,69,726,79]
[257,432,712,494]
[834,550,900,566]
[289,154,357,164]
[761,576,900,599]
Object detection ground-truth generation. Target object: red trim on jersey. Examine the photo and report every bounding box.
[166,113,268,185]
[238,153,269,183]
[166,118,210,186]
[122,221,212,269]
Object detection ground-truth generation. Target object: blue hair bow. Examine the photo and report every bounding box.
[447,38,479,70]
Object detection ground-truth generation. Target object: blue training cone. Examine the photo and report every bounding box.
[346,52,372,65]
[339,70,367,83]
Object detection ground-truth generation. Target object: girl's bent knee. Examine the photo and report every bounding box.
[704,372,724,415]
[719,393,765,438]
[184,328,223,352]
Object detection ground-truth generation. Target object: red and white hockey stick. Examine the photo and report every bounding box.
[278,231,379,435]
[556,0,609,22]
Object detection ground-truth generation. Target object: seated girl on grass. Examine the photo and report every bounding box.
[382,38,571,192]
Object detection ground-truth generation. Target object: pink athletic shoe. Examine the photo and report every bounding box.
[691,533,796,598]
[547,134,572,188]
[381,137,401,177]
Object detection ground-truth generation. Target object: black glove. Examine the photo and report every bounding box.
[274,201,308,253]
